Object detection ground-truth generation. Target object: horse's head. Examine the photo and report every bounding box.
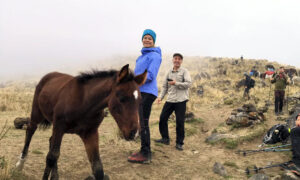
[108,64,147,140]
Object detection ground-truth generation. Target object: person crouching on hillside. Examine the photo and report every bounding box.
[155,53,192,151]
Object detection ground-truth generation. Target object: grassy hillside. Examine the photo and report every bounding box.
[0,56,299,179]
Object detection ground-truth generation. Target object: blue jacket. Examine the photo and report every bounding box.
[134,47,162,97]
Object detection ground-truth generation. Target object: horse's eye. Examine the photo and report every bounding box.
[116,91,131,103]
[119,96,128,103]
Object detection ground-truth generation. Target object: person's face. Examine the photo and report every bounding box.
[279,68,284,73]
[173,56,183,68]
[297,115,300,121]
[142,35,154,48]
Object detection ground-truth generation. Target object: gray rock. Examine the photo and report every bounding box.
[237,112,247,117]
[243,103,257,112]
[185,112,195,122]
[205,133,238,143]
[14,117,30,129]
[213,162,227,177]
[248,174,269,180]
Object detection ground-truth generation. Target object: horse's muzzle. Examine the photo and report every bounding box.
[125,129,138,141]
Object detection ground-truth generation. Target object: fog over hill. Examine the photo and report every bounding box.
[1,0,299,81]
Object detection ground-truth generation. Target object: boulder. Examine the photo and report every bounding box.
[242,104,257,112]
[205,133,238,143]
[14,117,30,129]
[213,162,228,177]
[185,112,195,122]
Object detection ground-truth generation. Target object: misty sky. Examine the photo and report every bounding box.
[0,0,299,80]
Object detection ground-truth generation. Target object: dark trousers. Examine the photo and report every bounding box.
[291,127,300,166]
[159,101,187,145]
[274,90,285,113]
[139,92,156,156]
[243,87,250,100]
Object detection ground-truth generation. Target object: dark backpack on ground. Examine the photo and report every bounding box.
[263,124,290,144]
[249,79,255,88]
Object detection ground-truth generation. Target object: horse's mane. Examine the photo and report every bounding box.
[76,69,135,83]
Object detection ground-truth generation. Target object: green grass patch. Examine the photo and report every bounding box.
[223,139,238,149]
[186,117,204,124]
[0,156,7,169]
[185,126,198,137]
[32,149,43,155]
[224,161,239,169]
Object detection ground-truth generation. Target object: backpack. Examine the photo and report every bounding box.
[249,79,255,88]
[263,124,290,144]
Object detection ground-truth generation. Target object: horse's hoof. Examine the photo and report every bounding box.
[15,158,26,171]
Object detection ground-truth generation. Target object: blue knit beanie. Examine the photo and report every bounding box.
[142,29,156,43]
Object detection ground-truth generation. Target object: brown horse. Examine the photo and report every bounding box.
[16,64,147,180]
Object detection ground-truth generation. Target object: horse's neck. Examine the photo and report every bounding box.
[83,78,114,110]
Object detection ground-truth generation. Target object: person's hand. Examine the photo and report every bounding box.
[157,97,162,104]
[168,80,176,85]
[296,120,300,127]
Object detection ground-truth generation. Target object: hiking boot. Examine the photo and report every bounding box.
[175,144,183,151]
[154,138,170,145]
[275,112,279,116]
[128,152,151,164]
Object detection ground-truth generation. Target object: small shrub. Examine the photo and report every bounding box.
[224,161,239,169]
[0,105,6,112]
[0,156,7,169]
[186,118,204,124]
[224,139,238,149]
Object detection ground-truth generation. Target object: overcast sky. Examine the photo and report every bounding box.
[0,0,299,80]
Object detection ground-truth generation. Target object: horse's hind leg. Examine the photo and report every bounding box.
[16,105,42,170]
[80,130,106,180]
[43,128,64,180]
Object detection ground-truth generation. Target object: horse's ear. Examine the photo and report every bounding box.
[118,64,129,82]
[134,70,147,86]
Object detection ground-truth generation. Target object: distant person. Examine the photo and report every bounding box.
[240,55,243,61]
[243,72,255,100]
[270,67,289,116]
[155,53,192,151]
[127,29,162,164]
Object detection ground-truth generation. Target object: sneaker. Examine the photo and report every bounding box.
[128,152,151,164]
[175,144,183,151]
[154,138,170,145]
[275,112,279,116]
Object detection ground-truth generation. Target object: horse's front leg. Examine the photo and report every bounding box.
[80,130,107,180]
[43,130,64,180]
